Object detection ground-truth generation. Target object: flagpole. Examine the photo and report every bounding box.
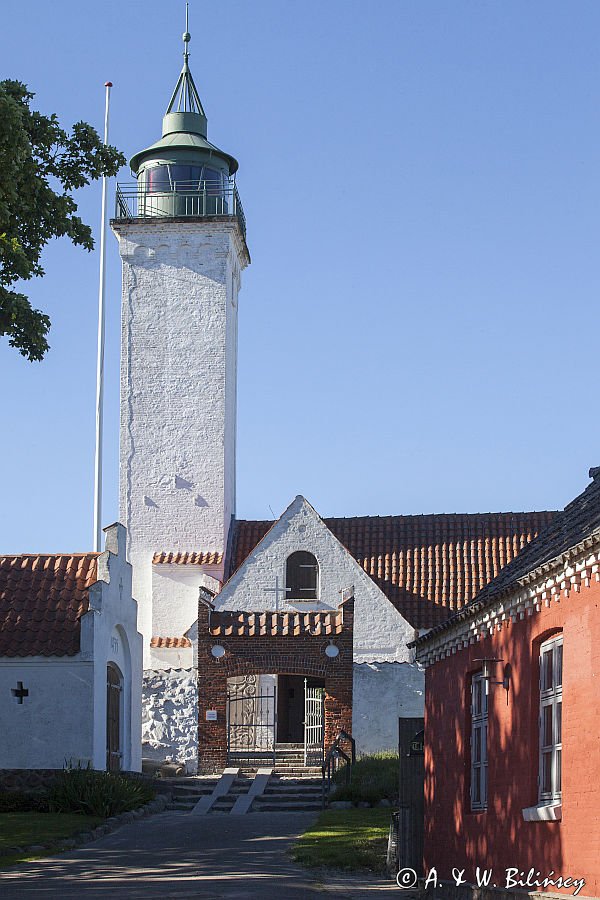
[94,81,112,552]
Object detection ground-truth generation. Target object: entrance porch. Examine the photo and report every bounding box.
[196,594,354,773]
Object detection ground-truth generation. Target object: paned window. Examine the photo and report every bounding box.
[539,635,563,803]
[471,671,488,810]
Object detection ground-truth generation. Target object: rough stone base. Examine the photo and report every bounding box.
[142,668,198,773]
[0,769,61,792]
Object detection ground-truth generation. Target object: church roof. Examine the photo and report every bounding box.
[228,511,557,629]
[414,468,600,645]
[0,553,99,657]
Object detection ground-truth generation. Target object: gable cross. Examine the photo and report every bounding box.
[262,575,289,612]
[12,681,29,704]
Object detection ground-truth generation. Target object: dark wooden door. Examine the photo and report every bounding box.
[397,717,425,875]
[106,665,122,772]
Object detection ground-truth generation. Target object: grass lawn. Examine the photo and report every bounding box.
[0,812,102,869]
[292,808,392,874]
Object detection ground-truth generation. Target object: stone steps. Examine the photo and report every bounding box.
[209,777,253,815]
[163,776,219,811]
[250,774,325,813]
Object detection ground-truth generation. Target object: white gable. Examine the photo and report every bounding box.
[214,496,416,663]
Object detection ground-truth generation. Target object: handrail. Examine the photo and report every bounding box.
[321,730,356,808]
[113,181,247,239]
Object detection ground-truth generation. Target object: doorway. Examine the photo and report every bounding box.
[106,664,123,772]
[276,675,324,744]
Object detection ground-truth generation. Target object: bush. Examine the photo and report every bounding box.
[332,751,398,804]
[48,770,154,818]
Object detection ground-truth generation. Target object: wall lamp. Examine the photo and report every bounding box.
[475,657,511,696]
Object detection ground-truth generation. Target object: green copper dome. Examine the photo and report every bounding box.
[129,22,238,177]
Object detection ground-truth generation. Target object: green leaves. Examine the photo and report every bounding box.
[47,769,155,818]
[0,80,126,360]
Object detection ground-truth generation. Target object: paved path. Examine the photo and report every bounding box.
[0,811,403,899]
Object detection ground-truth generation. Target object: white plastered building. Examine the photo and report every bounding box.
[0,523,142,772]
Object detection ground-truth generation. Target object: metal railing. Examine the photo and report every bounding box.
[114,180,246,238]
[322,729,356,808]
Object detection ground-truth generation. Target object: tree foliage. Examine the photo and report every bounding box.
[0,80,126,360]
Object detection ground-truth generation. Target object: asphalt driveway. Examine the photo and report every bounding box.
[0,810,403,899]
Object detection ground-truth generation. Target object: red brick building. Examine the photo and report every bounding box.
[415,469,600,898]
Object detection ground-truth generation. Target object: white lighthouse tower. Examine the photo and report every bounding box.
[112,25,250,661]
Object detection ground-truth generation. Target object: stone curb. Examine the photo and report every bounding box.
[0,794,170,858]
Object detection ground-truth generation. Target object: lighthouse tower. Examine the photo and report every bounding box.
[112,25,250,661]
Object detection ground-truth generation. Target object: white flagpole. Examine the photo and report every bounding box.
[93,81,112,552]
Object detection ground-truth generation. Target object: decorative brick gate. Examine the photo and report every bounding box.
[196,594,354,773]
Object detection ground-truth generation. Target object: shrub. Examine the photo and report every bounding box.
[48,770,154,818]
[332,751,398,804]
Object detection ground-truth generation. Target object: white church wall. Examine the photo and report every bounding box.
[215,496,416,663]
[142,669,198,773]
[0,659,95,769]
[113,220,248,662]
[151,565,220,648]
[0,524,142,773]
[83,522,143,772]
[149,646,194,669]
[352,662,425,755]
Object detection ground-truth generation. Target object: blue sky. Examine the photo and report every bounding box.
[1,0,599,552]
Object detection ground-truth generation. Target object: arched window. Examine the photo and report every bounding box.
[286,551,319,601]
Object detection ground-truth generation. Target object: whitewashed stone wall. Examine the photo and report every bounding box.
[112,219,248,661]
[142,669,198,773]
[0,524,143,771]
[352,662,424,755]
[215,496,416,663]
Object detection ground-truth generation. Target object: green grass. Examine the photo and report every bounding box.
[332,751,398,804]
[0,812,102,868]
[292,808,393,873]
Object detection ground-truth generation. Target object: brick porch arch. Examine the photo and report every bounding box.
[197,595,354,773]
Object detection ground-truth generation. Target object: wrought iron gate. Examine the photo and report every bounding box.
[304,681,325,766]
[227,678,277,766]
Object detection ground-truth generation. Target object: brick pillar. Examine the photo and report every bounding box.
[197,597,228,774]
[324,595,354,751]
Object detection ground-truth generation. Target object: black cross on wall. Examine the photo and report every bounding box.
[11,681,29,704]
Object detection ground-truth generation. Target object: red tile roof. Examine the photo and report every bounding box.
[415,469,600,646]
[150,636,192,648]
[209,609,344,638]
[153,551,223,566]
[0,554,99,657]
[228,511,557,629]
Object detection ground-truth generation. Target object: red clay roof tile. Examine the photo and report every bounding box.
[152,551,223,566]
[150,636,192,648]
[228,511,557,630]
[0,554,99,657]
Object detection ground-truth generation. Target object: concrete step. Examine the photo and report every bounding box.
[171,784,216,796]
[251,799,323,812]
[264,786,322,796]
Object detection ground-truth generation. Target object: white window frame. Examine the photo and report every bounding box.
[538,635,563,804]
[470,671,488,811]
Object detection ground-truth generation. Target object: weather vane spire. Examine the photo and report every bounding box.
[165,1,205,118]
[183,2,191,64]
